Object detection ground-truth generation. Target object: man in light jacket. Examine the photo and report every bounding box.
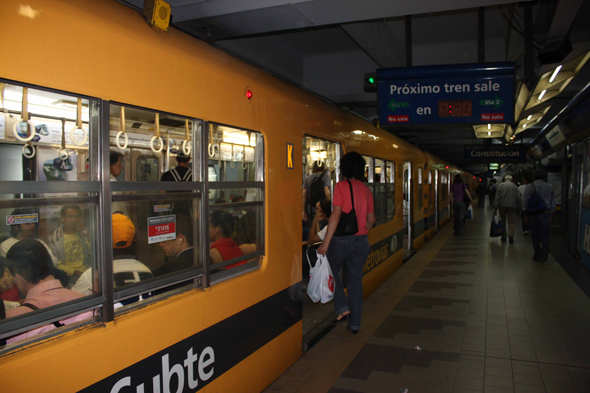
[493,175,522,244]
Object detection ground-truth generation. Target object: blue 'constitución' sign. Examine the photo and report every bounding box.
[464,147,526,163]
[377,62,515,126]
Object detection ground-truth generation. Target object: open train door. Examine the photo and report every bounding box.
[301,135,341,350]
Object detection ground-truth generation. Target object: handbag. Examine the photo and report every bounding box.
[334,180,359,236]
[463,184,472,205]
[490,214,503,237]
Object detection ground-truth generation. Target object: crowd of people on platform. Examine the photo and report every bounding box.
[473,170,556,262]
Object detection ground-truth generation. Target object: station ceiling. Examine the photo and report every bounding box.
[123,0,590,175]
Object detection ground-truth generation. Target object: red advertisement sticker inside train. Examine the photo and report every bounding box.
[480,113,504,121]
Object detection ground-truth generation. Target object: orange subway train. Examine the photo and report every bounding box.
[0,1,473,392]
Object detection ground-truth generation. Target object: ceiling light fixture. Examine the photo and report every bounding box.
[527,115,532,121]
[538,90,547,101]
[487,124,491,130]
[487,131,491,136]
[549,65,562,84]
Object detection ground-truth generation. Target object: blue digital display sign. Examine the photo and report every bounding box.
[377,63,515,126]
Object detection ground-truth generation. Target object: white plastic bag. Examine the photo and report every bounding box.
[317,254,335,304]
[466,205,474,220]
[306,253,335,303]
[306,253,321,303]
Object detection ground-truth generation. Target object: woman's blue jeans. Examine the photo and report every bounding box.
[327,234,370,330]
[453,201,467,234]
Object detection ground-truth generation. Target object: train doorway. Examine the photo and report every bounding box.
[403,161,412,255]
[301,136,341,348]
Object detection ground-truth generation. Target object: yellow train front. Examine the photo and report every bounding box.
[0,1,469,391]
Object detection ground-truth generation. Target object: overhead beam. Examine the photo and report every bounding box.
[169,0,530,32]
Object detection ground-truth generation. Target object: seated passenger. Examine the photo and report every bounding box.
[0,208,59,267]
[154,215,194,276]
[307,200,332,244]
[50,205,91,278]
[209,210,244,269]
[6,238,87,318]
[73,214,151,296]
[4,238,91,343]
[232,195,245,203]
[0,257,20,302]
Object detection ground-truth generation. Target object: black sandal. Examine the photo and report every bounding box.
[331,313,350,326]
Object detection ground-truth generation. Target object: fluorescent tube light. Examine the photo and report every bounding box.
[549,65,562,83]
[538,90,547,101]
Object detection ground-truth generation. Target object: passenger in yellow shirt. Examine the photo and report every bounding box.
[50,205,91,278]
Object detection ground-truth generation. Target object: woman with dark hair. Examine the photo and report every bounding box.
[209,210,244,269]
[318,151,375,334]
[307,199,332,244]
[450,174,471,235]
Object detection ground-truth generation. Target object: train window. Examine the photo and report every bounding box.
[441,173,448,201]
[429,170,434,209]
[210,124,264,283]
[363,155,373,183]
[0,81,100,347]
[374,159,386,225]
[107,104,203,307]
[0,83,92,181]
[386,162,396,221]
[418,168,423,210]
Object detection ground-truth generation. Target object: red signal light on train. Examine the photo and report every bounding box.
[246,89,253,100]
[445,166,449,169]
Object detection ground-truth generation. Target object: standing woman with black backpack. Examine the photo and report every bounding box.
[318,152,375,334]
[302,161,331,227]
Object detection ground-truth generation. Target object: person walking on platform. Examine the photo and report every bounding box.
[477,180,487,207]
[518,173,532,235]
[488,179,497,208]
[493,175,521,244]
[318,152,374,335]
[522,169,556,262]
[450,175,471,235]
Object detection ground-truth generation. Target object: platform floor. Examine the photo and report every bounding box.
[263,206,590,393]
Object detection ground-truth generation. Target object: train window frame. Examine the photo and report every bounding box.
[386,161,396,221]
[0,79,104,348]
[106,102,205,308]
[418,167,423,211]
[208,122,265,285]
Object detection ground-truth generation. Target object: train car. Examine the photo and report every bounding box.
[0,2,466,392]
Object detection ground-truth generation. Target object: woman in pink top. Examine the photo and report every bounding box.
[318,152,375,334]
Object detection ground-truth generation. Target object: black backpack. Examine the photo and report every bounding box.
[525,183,548,216]
[309,172,326,206]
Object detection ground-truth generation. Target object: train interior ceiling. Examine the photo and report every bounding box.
[1,1,590,392]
